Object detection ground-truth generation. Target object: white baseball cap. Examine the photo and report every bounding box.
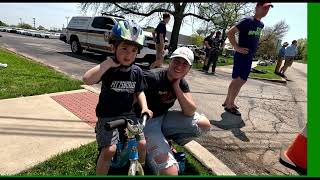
[169,47,194,65]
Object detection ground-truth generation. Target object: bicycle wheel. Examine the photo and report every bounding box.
[128,161,137,176]
[128,161,145,176]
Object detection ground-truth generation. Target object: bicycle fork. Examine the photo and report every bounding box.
[127,137,144,176]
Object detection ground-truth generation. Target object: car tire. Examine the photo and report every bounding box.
[71,40,83,55]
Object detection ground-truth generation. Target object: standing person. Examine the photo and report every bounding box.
[202,31,215,71]
[279,40,298,78]
[134,47,211,175]
[82,20,153,175]
[150,13,171,69]
[203,31,225,74]
[222,2,273,116]
[274,42,289,74]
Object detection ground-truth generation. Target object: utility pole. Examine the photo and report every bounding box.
[65,16,69,26]
[33,18,35,29]
[19,18,22,25]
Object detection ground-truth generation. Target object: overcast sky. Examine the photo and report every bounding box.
[0,3,307,43]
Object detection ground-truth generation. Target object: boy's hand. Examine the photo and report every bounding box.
[172,78,181,89]
[141,109,153,119]
[105,57,121,68]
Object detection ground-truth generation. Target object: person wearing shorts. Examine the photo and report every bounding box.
[150,13,170,69]
[82,20,153,175]
[134,47,211,175]
[222,2,273,116]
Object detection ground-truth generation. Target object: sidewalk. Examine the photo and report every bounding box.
[0,88,235,176]
[0,89,96,175]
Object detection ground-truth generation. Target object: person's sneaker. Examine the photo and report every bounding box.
[224,107,241,116]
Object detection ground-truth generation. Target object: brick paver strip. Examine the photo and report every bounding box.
[51,92,99,128]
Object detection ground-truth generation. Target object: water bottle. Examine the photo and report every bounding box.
[0,63,8,68]
[174,152,186,174]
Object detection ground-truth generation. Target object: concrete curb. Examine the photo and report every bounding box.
[184,140,236,176]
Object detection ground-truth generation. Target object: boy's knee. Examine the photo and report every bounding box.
[138,140,147,150]
[101,144,117,158]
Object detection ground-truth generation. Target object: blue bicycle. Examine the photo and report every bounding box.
[105,113,149,176]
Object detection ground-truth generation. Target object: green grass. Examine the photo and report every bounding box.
[0,48,83,99]
[17,141,212,176]
[249,64,282,80]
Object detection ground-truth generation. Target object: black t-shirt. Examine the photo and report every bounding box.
[155,21,166,44]
[134,68,190,117]
[205,35,223,51]
[235,16,264,57]
[96,64,145,118]
[204,35,213,50]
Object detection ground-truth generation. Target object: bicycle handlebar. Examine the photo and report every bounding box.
[105,118,127,130]
[105,113,150,134]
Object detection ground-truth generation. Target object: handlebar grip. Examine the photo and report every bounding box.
[105,118,127,130]
[141,112,150,127]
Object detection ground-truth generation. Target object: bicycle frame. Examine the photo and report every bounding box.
[105,113,148,176]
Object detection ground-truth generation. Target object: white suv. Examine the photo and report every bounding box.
[64,14,167,67]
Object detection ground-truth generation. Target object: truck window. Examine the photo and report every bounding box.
[92,17,115,30]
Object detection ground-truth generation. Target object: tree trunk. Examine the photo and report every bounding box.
[169,15,183,53]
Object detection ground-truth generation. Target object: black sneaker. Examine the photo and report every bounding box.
[224,107,241,116]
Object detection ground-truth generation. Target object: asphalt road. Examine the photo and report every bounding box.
[0,32,307,175]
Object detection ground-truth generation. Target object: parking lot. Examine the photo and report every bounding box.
[0,31,306,175]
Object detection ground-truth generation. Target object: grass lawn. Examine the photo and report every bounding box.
[249,64,283,80]
[17,141,213,176]
[0,48,83,99]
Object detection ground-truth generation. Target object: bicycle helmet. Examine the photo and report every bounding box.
[109,19,145,50]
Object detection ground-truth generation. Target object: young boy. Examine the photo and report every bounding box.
[82,20,153,175]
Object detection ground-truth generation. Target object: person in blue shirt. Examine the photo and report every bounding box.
[279,40,298,78]
[222,2,273,116]
[274,42,289,74]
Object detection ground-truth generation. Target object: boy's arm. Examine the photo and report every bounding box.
[172,79,196,117]
[136,91,153,118]
[226,26,249,54]
[82,57,119,85]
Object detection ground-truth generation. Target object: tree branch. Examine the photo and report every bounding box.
[113,3,173,16]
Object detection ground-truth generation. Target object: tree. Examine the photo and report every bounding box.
[198,3,253,41]
[17,23,33,29]
[190,33,204,46]
[80,3,211,52]
[0,20,8,27]
[296,38,307,61]
[256,20,289,58]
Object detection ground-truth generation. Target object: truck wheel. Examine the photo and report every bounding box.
[71,40,83,55]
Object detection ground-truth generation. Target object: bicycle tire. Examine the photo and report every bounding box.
[128,161,137,176]
[128,161,145,176]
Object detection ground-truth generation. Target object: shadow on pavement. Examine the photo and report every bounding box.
[210,112,249,142]
[57,51,107,64]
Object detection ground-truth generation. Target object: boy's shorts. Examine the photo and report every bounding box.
[232,53,253,81]
[95,113,145,150]
[144,111,206,175]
